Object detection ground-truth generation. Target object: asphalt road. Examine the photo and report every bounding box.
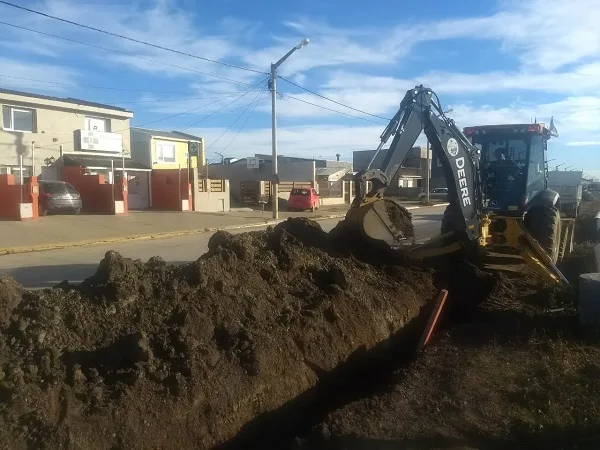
[0,206,444,289]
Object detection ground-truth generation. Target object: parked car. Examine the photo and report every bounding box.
[39,180,82,215]
[418,187,449,201]
[287,187,319,212]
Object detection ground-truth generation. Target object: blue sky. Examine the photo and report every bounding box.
[1,0,599,178]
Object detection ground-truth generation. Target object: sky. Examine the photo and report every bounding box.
[0,0,599,179]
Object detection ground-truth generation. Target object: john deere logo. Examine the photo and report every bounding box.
[446,138,459,157]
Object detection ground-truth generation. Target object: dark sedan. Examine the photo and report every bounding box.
[39,181,82,215]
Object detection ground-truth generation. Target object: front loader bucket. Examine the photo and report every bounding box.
[345,199,411,243]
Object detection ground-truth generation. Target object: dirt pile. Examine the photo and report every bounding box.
[559,242,598,283]
[574,200,600,243]
[0,218,437,449]
[383,199,414,239]
[297,271,590,450]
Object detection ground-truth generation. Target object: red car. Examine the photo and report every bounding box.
[287,187,320,212]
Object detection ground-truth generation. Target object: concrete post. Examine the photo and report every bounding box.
[579,273,600,326]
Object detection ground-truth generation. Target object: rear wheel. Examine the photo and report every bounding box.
[524,205,561,263]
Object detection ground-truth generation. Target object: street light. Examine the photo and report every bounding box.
[269,38,310,219]
[425,108,453,202]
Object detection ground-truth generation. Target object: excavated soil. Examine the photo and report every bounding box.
[0,218,440,450]
[297,210,600,450]
[384,199,414,239]
[298,274,589,450]
[1,208,595,450]
[574,200,600,243]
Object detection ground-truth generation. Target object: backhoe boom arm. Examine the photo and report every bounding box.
[353,85,482,240]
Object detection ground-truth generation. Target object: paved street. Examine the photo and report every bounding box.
[0,206,444,289]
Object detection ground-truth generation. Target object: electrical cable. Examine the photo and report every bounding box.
[278,75,391,121]
[216,90,266,154]
[204,89,265,151]
[178,77,268,132]
[0,1,265,75]
[0,74,240,95]
[37,84,264,150]
[1,2,390,122]
[0,21,257,86]
[282,93,387,125]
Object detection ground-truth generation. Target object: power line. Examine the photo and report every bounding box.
[209,90,265,152]
[2,3,392,125]
[278,75,391,121]
[38,85,263,151]
[0,21,257,86]
[0,74,241,95]
[282,93,387,125]
[219,91,265,154]
[117,94,246,104]
[178,78,268,132]
[0,1,265,75]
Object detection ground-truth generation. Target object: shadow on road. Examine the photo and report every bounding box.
[1,261,191,289]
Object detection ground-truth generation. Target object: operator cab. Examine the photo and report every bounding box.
[463,123,551,216]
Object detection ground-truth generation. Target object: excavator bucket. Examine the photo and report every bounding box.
[344,198,412,243]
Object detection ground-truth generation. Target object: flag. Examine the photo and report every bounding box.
[549,116,559,137]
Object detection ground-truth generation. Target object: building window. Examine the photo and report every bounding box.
[85,116,110,132]
[156,141,176,163]
[2,106,35,132]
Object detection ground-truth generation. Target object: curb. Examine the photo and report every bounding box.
[0,203,448,256]
[0,213,347,256]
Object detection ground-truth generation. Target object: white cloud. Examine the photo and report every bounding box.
[325,63,600,98]
[0,58,79,93]
[386,0,600,72]
[1,0,598,172]
[566,141,600,147]
[191,124,385,160]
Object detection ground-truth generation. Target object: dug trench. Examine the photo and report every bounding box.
[0,208,448,450]
[294,205,600,450]
[0,204,591,449]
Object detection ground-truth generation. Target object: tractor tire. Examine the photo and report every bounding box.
[440,204,463,234]
[524,205,561,264]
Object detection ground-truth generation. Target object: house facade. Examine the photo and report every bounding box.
[130,127,205,170]
[0,88,133,182]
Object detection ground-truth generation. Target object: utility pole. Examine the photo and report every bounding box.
[270,38,310,219]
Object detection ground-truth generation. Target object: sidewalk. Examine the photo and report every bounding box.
[0,204,351,255]
[0,201,441,255]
